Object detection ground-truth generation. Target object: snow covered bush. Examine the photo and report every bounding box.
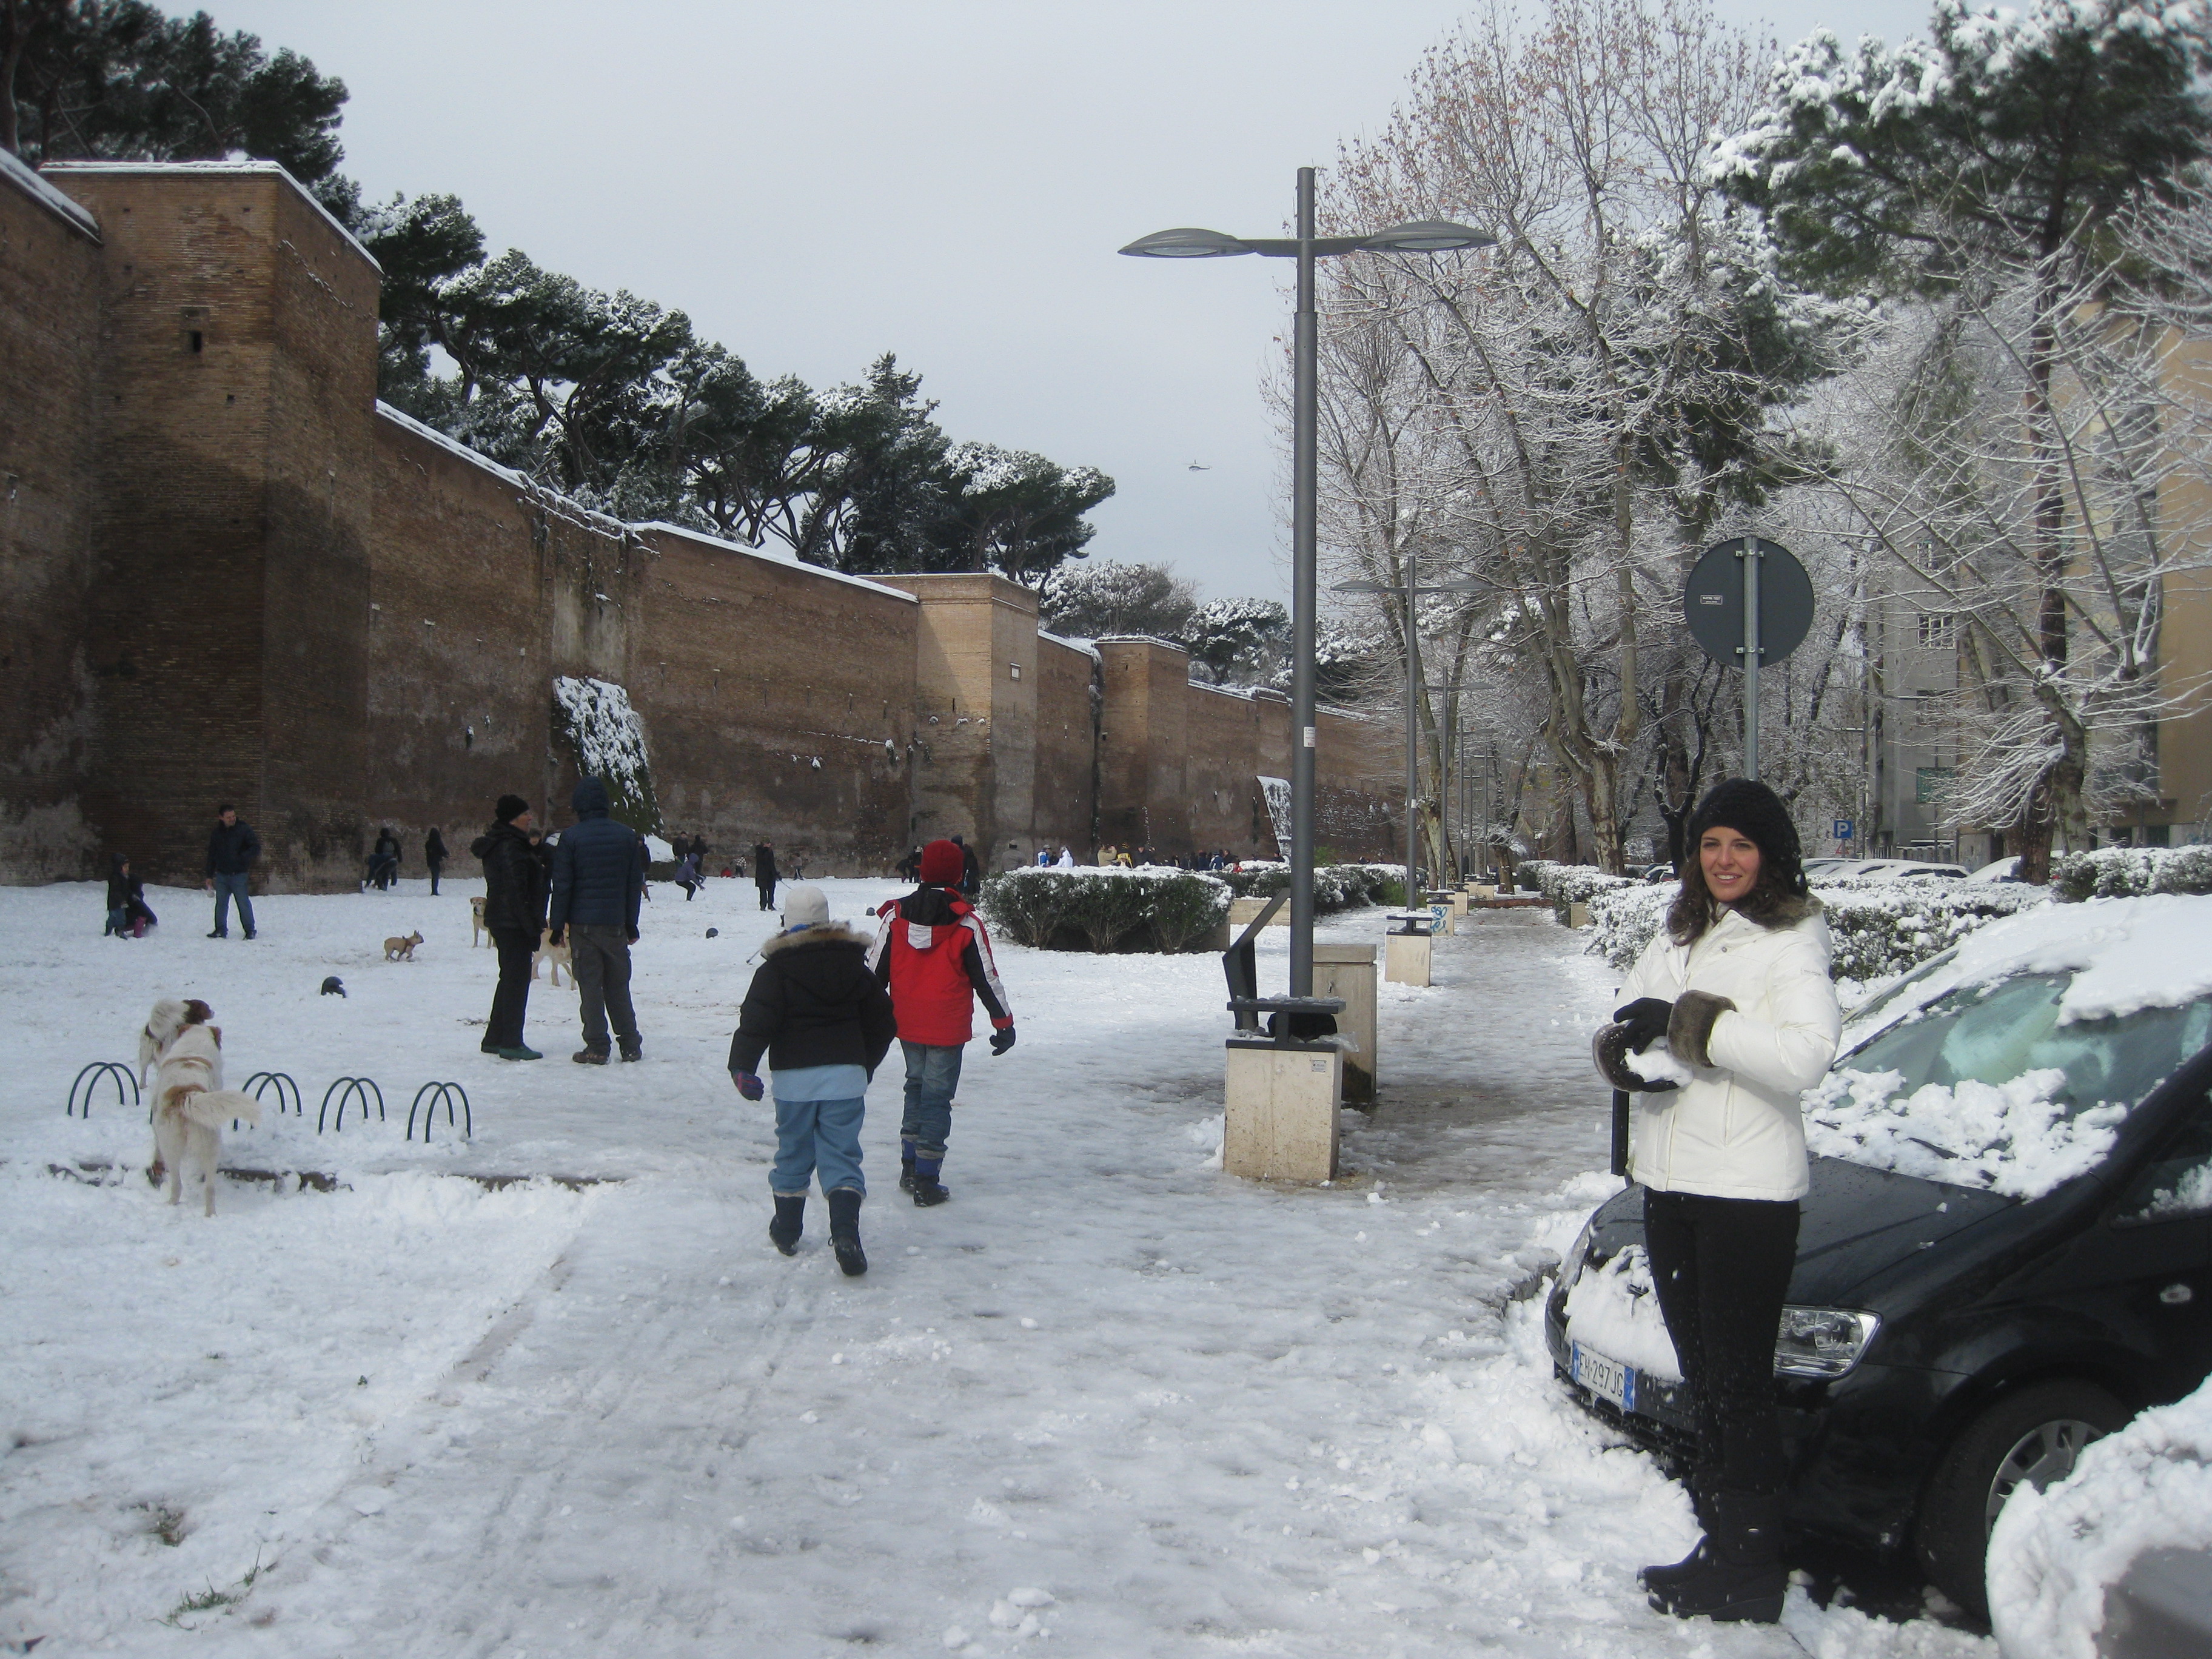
[2055,843,2212,902]
[1987,1375,2212,1659]
[1219,863,1403,912]
[980,867,1230,954]
[551,676,659,833]
[1515,861,1641,925]
[1587,877,2049,977]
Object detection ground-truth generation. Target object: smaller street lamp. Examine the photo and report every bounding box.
[1335,559,1487,902]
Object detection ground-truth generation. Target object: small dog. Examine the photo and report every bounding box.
[470,896,487,947]
[532,934,572,987]
[384,930,424,962]
[139,997,260,1216]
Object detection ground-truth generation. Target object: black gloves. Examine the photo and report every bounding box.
[990,1027,1016,1056]
[1612,997,1674,1054]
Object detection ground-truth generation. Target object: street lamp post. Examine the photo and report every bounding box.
[1335,557,1486,903]
[1121,175,1489,993]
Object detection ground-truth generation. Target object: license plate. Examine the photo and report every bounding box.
[1570,1341,1637,1413]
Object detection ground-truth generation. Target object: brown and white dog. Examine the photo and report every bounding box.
[139,997,260,1216]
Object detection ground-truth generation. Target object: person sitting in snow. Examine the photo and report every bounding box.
[728,885,896,1276]
[870,839,1016,1206]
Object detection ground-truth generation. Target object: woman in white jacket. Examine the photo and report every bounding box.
[1591,779,1840,1626]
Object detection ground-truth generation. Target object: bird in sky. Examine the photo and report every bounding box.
[1188,461,1211,471]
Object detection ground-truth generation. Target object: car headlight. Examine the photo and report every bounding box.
[1561,1218,1598,1294]
[1773,1307,1880,1378]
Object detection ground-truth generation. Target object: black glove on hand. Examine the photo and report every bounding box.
[990,1027,1016,1056]
[731,1070,765,1101]
[1612,997,1674,1054]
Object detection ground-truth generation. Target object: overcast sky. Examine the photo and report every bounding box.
[224,0,1931,602]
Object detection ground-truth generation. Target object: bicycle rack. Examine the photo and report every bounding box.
[66,1061,140,1118]
[243,1071,303,1116]
[317,1077,385,1133]
[406,1082,471,1144]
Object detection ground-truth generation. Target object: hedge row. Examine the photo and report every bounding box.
[979,867,1232,954]
[1584,874,2049,982]
[1218,862,1407,912]
[1515,859,1643,923]
[2054,845,2212,902]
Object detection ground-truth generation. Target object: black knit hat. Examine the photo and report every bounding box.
[1686,778,1806,896]
[495,794,529,824]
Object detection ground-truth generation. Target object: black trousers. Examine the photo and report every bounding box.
[486,927,536,1050]
[1641,1186,1800,1495]
[427,859,443,896]
[756,878,776,910]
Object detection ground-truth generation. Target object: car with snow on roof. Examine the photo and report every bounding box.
[1544,893,2212,1618]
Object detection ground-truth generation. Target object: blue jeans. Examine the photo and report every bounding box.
[899,1041,964,1161]
[211,871,255,936]
[771,1094,866,1197]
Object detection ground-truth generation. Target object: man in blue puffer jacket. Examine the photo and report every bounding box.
[548,777,649,1064]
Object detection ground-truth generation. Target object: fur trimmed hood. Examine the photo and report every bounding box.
[759,920,873,957]
[1738,890,1822,930]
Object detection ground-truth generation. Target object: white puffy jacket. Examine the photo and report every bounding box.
[1614,899,1842,1202]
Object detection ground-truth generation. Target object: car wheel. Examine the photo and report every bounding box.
[1915,1379,2129,1618]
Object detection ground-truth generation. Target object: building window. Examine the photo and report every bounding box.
[1918,612,1957,649]
[1009,663,1022,680]
[1915,766,1956,805]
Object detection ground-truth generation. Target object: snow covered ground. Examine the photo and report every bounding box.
[0,876,1993,1657]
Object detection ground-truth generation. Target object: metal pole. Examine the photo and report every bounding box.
[1406,545,1421,898]
[1742,540,1763,782]
[1289,167,1318,997]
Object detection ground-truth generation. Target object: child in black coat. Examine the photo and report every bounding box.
[729,885,897,1275]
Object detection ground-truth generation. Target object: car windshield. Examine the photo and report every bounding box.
[1808,974,2212,1199]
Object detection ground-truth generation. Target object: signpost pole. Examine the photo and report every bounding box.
[1741,542,1763,783]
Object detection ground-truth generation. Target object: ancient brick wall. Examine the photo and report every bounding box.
[1184,683,1281,859]
[633,525,916,876]
[0,156,104,880]
[1316,708,1402,862]
[1033,634,1097,858]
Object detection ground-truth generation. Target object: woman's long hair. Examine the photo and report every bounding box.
[1664,844,1811,945]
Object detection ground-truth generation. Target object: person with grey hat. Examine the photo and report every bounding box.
[1589,777,1841,1626]
[728,886,897,1276]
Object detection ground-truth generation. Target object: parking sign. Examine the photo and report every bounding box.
[1834,819,1854,840]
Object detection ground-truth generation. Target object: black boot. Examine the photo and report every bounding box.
[1648,1489,1786,1624]
[768,1194,805,1256]
[910,1155,949,1207]
[898,1141,917,1193]
[826,1188,867,1276]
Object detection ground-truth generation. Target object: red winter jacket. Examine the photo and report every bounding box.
[870,885,1013,1046]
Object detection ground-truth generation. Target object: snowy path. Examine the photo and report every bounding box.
[0,880,1989,1657]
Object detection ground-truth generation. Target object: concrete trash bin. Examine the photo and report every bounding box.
[1224,1037,1341,1181]
[1228,896,1289,928]
[1384,927,1432,987]
[1313,942,1378,1105]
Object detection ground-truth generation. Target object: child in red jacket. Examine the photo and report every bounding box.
[870,839,1016,1205]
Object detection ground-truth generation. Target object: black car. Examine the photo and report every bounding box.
[1544,933,2212,1617]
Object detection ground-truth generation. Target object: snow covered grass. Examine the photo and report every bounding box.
[1987,1374,2212,1659]
[0,880,1992,1655]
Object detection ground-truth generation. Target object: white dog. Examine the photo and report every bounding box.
[139,997,260,1216]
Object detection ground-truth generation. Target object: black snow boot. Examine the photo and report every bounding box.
[1648,1489,1786,1624]
[826,1188,867,1276]
[898,1141,917,1193]
[768,1195,805,1256]
[910,1155,949,1207]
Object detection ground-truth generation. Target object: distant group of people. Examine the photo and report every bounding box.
[1089,845,1235,871]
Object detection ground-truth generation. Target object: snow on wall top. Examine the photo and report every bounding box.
[41,159,378,272]
[1037,631,1101,662]
[0,149,99,241]
[631,521,917,605]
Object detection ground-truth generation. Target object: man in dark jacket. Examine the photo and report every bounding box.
[729,885,897,1275]
[425,826,448,896]
[204,804,261,939]
[953,833,982,896]
[753,840,779,911]
[472,794,546,1059]
[548,777,648,1064]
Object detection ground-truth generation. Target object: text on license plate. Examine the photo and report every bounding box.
[1570,1341,1637,1413]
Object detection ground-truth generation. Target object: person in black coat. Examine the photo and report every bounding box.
[753,840,779,911]
[368,826,401,891]
[472,795,547,1060]
[953,834,982,895]
[104,854,156,937]
[548,777,648,1063]
[424,826,448,896]
[728,885,897,1275]
[204,805,261,939]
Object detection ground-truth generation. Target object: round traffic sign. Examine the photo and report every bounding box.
[1683,538,1815,668]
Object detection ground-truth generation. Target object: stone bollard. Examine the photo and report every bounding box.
[1229,896,1290,929]
[1313,942,1378,1105]
[1224,1037,1341,1181]
[1569,900,1592,928]
[1384,925,1432,987]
